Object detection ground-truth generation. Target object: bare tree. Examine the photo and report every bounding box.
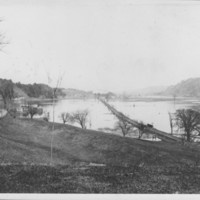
[70,110,89,129]
[168,112,174,135]
[175,109,200,142]
[138,122,145,139]
[0,79,14,110]
[52,75,63,127]
[0,19,8,51]
[46,71,65,165]
[115,119,132,137]
[0,22,11,114]
[60,112,71,124]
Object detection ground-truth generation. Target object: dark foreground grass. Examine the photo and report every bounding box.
[0,162,200,193]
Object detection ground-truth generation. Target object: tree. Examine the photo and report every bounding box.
[175,109,200,142]
[138,122,145,139]
[70,110,89,129]
[46,71,65,165]
[23,105,43,119]
[60,112,71,124]
[28,106,38,119]
[115,119,132,137]
[0,20,8,51]
[168,112,175,135]
[0,79,14,109]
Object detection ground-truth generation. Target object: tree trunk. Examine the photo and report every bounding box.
[170,122,173,135]
[186,131,191,142]
[122,128,126,137]
[138,129,143,139]
[2,98,7,109]
[81,123,85,129]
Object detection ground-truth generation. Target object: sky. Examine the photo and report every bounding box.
[0,0,200,93]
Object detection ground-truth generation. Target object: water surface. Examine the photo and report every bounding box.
[40,98,197,133]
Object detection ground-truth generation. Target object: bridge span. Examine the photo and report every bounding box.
[100,99,181,143]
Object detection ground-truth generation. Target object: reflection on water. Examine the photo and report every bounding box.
[40,98,196,133]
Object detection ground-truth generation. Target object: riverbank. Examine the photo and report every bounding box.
[0,115,200,193]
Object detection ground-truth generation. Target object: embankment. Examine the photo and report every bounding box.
[0,114,199,166]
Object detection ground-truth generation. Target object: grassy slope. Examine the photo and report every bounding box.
[1,115,200,193]
[0,115,199,166]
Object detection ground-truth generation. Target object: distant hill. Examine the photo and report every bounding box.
[126,86,168,97]
[0,78,95,99]
[120,78,200,98]
[0,78,120,100]
[161,78,200,97]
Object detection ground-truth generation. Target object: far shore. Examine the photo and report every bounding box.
[11,95,200,103]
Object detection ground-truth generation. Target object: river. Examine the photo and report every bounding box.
[38,97,199,134]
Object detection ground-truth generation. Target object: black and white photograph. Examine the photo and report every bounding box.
[0,0,200,197]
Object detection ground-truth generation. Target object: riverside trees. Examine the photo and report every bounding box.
[175,109,200,142]
[115,119,132,137]
[60,112,71,124]
[70,110,89,129]
[59,110,90,129]
[27,105,43,119]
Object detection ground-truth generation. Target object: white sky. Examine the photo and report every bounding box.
[0,0,200,93]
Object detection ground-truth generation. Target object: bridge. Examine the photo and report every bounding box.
[100,99,182,143]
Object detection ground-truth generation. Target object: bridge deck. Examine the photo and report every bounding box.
[101,100,181,143]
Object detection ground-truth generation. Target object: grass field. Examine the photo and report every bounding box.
[0,114,200,193]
